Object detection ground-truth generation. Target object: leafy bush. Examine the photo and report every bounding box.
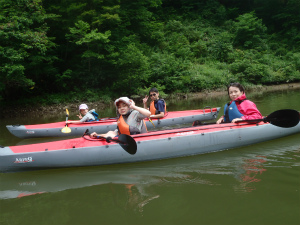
[232,12,267,49]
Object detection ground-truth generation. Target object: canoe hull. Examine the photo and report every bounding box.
[1,122,299,172]
[6,108,220,139]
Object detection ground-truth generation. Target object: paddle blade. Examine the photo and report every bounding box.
[66,109,69,116]
[61,126,71,133]
[118,134,137,155]
[265,109,299,128]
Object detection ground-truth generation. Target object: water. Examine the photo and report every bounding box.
[0,88,300,225]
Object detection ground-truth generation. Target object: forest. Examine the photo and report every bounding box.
[1,0,299,106]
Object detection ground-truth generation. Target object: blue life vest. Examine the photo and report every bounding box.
[91,111,99,120]
[87,111,99,122]
[223,101,244,122]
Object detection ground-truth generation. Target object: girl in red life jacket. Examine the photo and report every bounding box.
[90,97,151,139]
[143,87,166,119]
[216,83,262,124]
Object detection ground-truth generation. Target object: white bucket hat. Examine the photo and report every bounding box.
[79,104,88,110]
[114,97,131,107]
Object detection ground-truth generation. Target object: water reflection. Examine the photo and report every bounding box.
[234,156,267,193]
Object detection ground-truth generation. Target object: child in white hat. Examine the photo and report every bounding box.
[67,104,98,124]
[90,97,150,138]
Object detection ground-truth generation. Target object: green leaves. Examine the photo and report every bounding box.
[68,20,111,45]
[0,0,56,97]
[232,12,267,49]
[1,0,300,104]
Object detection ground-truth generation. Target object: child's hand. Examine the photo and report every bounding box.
[128,100,135,109]
[216,117,224,124]
[90,132,98,138]
[77,114,82,119]
[143,95,149,104]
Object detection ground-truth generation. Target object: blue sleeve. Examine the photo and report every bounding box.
[156,100,165,113]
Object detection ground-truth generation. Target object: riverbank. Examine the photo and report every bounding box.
[1,82,299,119]
[173,82,300,100]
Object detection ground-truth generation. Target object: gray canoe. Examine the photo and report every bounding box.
[1,120,299,173]
[2,133,299,200]
[6,107,220,139]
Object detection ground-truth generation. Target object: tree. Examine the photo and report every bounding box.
[66,20,111,72]
[0,0,56,100]
[232,11,267,49]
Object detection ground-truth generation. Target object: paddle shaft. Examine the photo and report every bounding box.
[82,129,122,144]
[134,109,299,138]
[61,109,72,133]
[133,122,252,138]
[149,118,155,127]
[82,129,137,154]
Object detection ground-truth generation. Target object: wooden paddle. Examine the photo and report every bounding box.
[82,129,137,155]
[61,109,72,133]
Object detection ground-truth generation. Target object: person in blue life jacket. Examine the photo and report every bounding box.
[90,97,151,139]
[216,82,262,124]
[143,87,166,119]
[67,104,98,124]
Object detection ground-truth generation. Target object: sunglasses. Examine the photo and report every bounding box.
[150,93,157,97]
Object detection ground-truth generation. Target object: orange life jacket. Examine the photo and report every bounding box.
[150,99,167,115]
[117,115,130,135]
[117,115,148,135]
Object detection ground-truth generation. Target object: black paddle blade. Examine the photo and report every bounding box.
[118,134,137,155]
[265,109,299,128]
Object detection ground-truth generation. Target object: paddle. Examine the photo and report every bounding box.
[193,109,299,128]
[234,109,299,128]
[149,117,155,128]
[61,109,71,133]
[83,129,137,155]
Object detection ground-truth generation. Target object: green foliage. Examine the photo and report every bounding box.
[1,0,300,105]
[136,83,167,98]
[232,12,267,49]
[188,63,233,91]
[113,41,150,95]
[0,0,57,97]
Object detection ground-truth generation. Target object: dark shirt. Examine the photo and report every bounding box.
[154,99,165,114]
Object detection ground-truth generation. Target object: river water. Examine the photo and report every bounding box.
[0,89,299,225]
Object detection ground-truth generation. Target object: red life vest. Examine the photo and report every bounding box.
[150,99,167,115]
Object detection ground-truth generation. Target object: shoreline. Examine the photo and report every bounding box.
[1,82,299,119]
[173,82,300,100]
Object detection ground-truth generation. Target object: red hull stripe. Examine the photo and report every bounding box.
[24,108,219,129]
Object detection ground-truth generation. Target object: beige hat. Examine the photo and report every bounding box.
[79,104,88,110]
[114,97,131,107]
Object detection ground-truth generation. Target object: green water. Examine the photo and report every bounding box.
[0,89,300,225]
